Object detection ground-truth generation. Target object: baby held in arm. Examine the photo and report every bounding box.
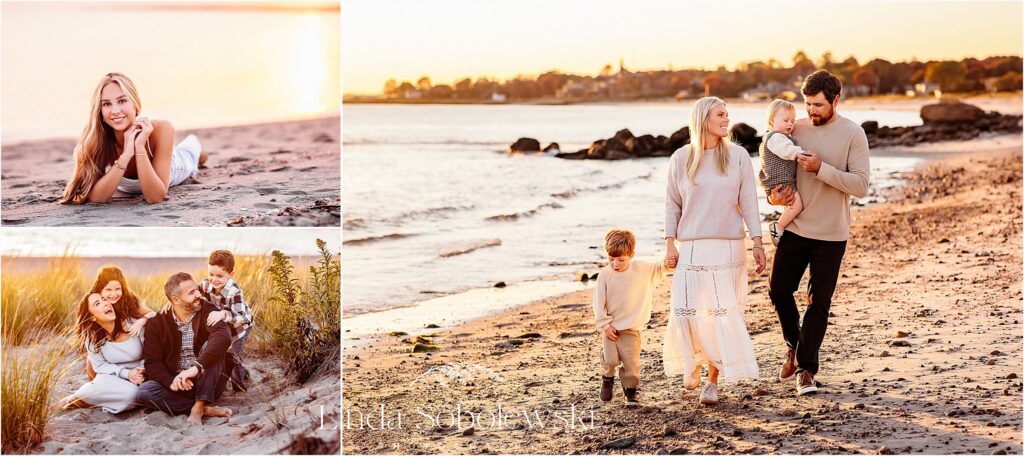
[758,99,809,246]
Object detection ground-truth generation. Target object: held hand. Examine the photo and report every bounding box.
[664,241,679,269]
[753,247,767,274]
[206,310,226,326]
[128,367,145,385]
[796,150,822,173]
[604,327,619,341]
[128,318,146,337]
[768,184,795,206]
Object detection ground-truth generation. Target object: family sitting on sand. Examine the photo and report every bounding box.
[59,72,208,205]
[61,250,255,425]
[593,70,870,406]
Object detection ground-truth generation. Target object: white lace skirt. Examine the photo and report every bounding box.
[663,238,759,383]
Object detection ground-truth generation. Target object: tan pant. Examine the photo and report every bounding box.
[601,328,641,388]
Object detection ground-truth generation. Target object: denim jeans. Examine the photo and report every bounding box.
[230,330,251,391]
[136,359,224,416]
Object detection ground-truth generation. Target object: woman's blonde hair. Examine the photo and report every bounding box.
[765,99,796,131]
[686,96,730,182]
[60,73,142,204]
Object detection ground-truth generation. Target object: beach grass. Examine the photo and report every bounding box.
[0,329,77,453]
[1,250,84,346]
[265,239,341,383]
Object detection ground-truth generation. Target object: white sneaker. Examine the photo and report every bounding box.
[699,383,719,405]
[796,371,818,396]
[769,222,782,246]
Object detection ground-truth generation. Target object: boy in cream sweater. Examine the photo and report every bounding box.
[592,228,667,406]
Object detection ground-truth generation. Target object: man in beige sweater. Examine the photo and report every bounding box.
[767,70,870,396]
[592,228,666,406]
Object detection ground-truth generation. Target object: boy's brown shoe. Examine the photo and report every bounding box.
[780,349,797,382]
[600,376,615,402]
[623,387,640,406]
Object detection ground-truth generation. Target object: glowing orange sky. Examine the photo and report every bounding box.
[342,0,1023,95]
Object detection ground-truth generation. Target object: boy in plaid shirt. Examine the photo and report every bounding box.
[200,250,254,392]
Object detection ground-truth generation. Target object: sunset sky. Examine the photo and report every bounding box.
[2,1,339,141]
[342,0,1023,95]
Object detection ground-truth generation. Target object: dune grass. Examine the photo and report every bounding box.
[1,251,85,346]
[0,328,78,453]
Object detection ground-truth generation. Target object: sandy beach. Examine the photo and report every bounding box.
[1,117,340,227]
[342,136,1023,454]
[32,353,340,455]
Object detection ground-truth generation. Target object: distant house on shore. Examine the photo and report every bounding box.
[557,81,589,99]
[905,82,940,97]
[741,82,789,102]
[491,92,508,103]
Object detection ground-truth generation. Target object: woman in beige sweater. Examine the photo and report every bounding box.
[662,96,767,405]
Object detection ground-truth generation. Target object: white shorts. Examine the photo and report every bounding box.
[117,134,201,194]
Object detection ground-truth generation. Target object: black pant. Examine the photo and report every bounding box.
[137,360,224,416]
[768,230,847,376]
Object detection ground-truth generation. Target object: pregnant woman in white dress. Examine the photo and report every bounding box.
[62,293,146,413]
[59,72,206,205]
[662,96,767,405]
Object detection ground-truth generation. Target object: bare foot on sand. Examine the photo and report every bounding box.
[187,402,205,425]
[199,150,209,167]
[204,405,233,418]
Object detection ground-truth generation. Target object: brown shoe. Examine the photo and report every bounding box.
[600,376,614,402]
[779,349,797,382]
[623,387,640,406]
[796,371,818,396]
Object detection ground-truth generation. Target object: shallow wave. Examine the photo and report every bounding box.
[343,138,510,147]
[549,171,654,199]
[347,204,476,231]
[484,201,564,222]
[439,238,502,258]
[343,232,416,246]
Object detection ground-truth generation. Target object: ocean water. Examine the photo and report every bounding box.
[342,103,922,335]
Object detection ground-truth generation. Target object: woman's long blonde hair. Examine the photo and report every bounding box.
[685,96,730,182]
[60,73,142,204]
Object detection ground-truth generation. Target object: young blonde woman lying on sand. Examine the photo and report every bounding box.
[59,72,207,205]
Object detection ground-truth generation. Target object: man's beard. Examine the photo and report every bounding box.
[811,108,834,126]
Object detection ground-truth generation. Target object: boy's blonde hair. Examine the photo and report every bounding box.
[604,228,636,257]
[766,99,796,131]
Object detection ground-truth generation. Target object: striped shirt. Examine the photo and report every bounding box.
[199,278,254,342]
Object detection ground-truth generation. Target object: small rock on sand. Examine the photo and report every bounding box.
[600,437,636,450]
